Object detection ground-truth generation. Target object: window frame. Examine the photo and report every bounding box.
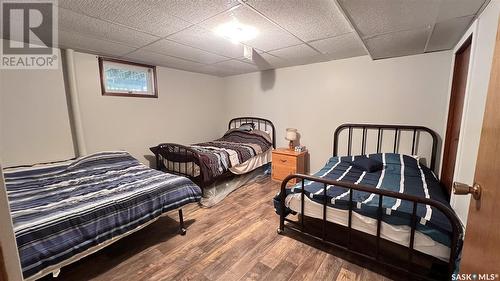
[98,57,158,98]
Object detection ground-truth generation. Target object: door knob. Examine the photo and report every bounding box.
[453,182,482,200]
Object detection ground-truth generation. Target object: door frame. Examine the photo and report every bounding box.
[441,35,473,195]
[442,22,478,226]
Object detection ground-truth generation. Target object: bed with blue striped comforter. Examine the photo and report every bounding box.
[4,151,202,280]
[275,153,459,248]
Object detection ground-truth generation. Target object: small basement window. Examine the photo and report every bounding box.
[99,57,157,98]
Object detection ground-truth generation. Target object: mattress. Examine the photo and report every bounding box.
[286,194,449,260]
[275,153,460,261]
[229,148,271,174]
[4,151,202,280]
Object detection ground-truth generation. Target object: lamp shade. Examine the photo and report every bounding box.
[285,128,297,141]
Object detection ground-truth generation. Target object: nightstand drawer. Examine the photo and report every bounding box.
[271,148,307,185]
[272,164,296,181]
[273,153,297,167]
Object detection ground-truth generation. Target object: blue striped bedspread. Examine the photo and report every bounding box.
[275,153,460,247]
[4,151,202,279]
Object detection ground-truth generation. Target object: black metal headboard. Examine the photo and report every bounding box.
[333,124,439,171]
[228,117,276,148]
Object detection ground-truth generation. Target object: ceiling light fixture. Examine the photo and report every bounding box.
[214,20,258,44]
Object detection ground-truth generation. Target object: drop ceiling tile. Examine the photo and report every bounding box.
[246,0,352,42]
[58,0,190,37]
[148,0,240,24]
[59,8,159,47]
[57,0,121,21]
[211,59,259,75]
[338,0,440,38]
[143,39,228,64]
[198,65,235,77]
[437,0,486,22]
[235,52,285,70]
[124,50,206,72]
[309,33,366,60]
[167,25,244,58]
[108,2,192,37]
[426,16,475,52]
[365,27,431,59]
[199,5,301,51]
[258,53,292,69]
[267,44,322,64]
[258,53,289,66]
[57,30,136,57]
[196,65,220,76]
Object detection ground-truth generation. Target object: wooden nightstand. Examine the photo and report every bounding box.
[272,148,307,184]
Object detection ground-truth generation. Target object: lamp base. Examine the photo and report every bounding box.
[288,140,294,150]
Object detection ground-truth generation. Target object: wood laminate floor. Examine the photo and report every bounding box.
[42,177,395,281]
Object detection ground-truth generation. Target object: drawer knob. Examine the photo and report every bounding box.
[280,159,287,163]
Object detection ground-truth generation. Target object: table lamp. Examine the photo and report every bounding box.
[285,128,297,150]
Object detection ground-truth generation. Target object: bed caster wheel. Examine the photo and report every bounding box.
[180,228,187,236]
[277,228,284,235]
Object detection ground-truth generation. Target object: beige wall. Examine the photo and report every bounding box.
[0,47,76,167]
[223,52,454,172]
[448,0,500,225]
[73,52,226,165]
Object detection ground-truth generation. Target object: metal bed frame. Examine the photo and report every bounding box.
[277,124,463,281]
[151,117,276,190]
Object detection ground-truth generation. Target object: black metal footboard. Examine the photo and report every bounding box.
[151,143,205,186]
[277,173,463,281]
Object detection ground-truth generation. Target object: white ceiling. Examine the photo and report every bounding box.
[339,0,488,58]
[34,0,492,76]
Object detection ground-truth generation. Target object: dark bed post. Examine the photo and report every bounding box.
[154,148,161,170]
[277,179,287,234]
[178,209,186,235]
